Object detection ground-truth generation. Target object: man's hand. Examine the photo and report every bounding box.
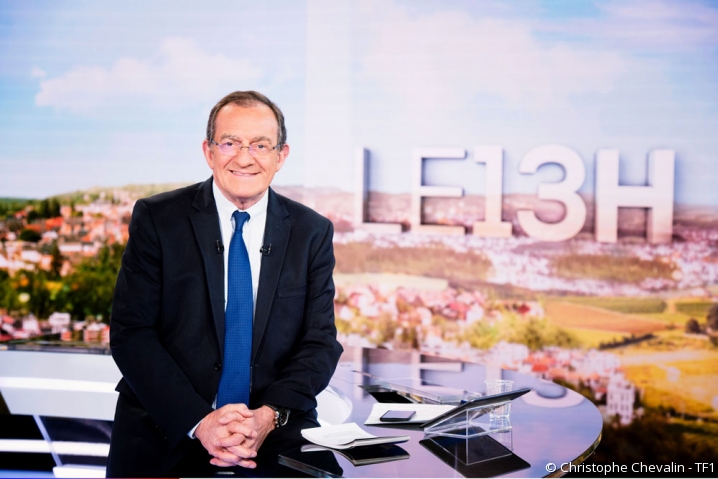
[194,404,258,468]
[217,405,276,456]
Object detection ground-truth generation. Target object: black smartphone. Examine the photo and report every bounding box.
[380,410,417,422]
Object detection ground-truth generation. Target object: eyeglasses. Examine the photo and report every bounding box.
[210,139,280,159]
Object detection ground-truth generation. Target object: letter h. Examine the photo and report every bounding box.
[595,149,675,243]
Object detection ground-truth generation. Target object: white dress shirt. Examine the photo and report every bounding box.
[212,181,268,314]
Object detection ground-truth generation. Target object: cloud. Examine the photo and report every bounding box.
[30,67,46,79]
[540,0,718,52]
[35,37,263,114]
[358,2,629,108]
[595,0,718,49]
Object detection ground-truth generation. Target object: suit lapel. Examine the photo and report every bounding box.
[252,188,290,361]
[188,178,226,356]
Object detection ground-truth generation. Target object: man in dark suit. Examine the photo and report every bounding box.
[107,91,343,477]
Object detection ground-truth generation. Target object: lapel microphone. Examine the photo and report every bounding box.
[215,240,224,254]
[260,244,272,256]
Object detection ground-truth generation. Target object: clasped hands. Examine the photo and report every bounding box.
[194,403,276,469]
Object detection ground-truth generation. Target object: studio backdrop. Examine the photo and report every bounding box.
[1,0,717,467]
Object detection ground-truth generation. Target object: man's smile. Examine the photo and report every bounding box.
[229,169,258,176]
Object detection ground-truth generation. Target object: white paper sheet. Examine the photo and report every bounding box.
[301,422,409,450]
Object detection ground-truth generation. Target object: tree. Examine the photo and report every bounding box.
[29,198,61,221]
[48,198,61,217]
[685,318,701,334]
[59,243,125,321]
[464,320,499,350]
[4,217,23,233]
[49,241,64,279]
[506,317,579,351]
[0,270,16,312]
[25,270,53,319]
[0,199,31,219]
[19,229,42,242]
[707,304,718,332]
[35,199,48,219]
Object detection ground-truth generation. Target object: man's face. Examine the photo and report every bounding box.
[202,102,288,210]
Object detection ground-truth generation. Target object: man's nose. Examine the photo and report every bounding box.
[234,146,255,165]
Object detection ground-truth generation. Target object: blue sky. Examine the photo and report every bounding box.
[1,0,717,205]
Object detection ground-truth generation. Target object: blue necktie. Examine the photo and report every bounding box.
[217,211,253,407]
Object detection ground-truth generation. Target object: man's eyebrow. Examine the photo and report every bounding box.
[217,134,273,142]
[218,134,241,141]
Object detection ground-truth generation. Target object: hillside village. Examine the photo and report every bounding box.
[2,187,718,426]
[0,191,132,274]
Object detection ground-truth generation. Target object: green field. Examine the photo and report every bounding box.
[674,301,714,318]
[552,254,675,283]
[564,328,629,348]
[551,295,667,314]
[637,311,693,326]
[545,295,717,333]
[334,242,492,283]
[613,328,718,418]
[621,354,718,418]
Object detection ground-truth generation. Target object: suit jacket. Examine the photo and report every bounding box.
[107,179,343,477]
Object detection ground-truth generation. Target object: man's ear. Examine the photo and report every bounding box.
[275,143,290,172]
[202,139,214,169]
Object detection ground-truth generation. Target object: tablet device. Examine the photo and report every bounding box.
[420,435,531,476]
[420,387,531,429]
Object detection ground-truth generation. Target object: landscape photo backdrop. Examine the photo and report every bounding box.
[1,0,717,472]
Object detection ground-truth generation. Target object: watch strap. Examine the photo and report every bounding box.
[264,404,290,428]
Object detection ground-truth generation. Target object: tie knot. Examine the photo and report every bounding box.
[232,211,250,233]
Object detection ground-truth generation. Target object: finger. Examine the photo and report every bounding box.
[210,457,237,468]
[210,448,242,464]
[220,403,254,416]
[225,444,257,460]
[218,411,255,425]
[236,459,257,469]
[217,433,246,448]
[218,412,247,425]
[218,409,254,424]
[226,421,257,438]
[240,438,257,451]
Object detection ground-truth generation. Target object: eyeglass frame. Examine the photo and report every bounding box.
[209,139,282,158]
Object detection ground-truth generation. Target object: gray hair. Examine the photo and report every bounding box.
[206,91,287,148]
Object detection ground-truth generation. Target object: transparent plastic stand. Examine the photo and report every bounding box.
[424,401,512,438]
[373,377,482,404]
[423,403,513,464]
[421,429,514,467]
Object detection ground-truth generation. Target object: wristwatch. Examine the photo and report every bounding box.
[264,404,290,428]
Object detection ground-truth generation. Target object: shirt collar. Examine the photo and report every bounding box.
[212,181,269,224]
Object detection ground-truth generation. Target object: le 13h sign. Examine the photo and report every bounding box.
[354,145,675,243]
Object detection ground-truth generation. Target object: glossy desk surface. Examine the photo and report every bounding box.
[283,346,603,478]
[0,339,602,478]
